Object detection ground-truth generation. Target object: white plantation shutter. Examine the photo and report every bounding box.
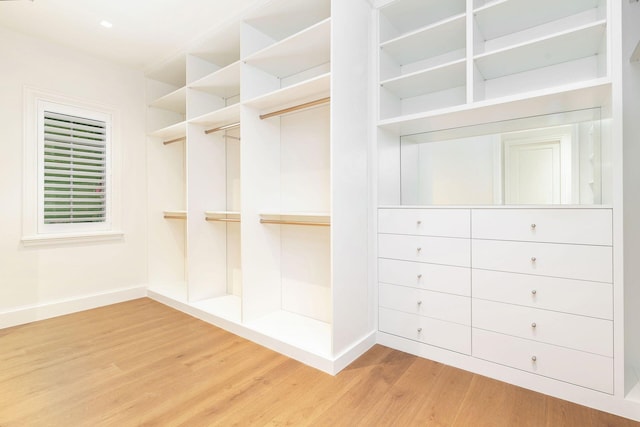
[42,111,107,224]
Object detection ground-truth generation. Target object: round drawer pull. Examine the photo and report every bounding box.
[531,223,537,230]
[417,327,422,333]
[417,300,422,306]
[417,220,422,226]
[531,322,537,328]
[531,257,537,262]
[417,274,423,279]
[531,356,537,362]
[417,247,422,253]
[531,289,537,295]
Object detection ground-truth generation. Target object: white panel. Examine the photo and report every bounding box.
[378,258,471,296]
[473,299,613,356]
[471,208,612,245]
[379,233,470,267]
[472,269,612,319]
[378,208,470,237]
[472,239,612,283]
[473,329,613,393]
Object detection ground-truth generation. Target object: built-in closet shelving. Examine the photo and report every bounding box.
[146,0,373,374]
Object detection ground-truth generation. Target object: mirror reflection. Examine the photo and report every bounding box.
[400,109,602,205]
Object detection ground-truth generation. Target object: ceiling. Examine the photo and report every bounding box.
[0,0,262,72]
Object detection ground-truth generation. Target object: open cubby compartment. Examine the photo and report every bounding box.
[380,12,465,81]
[241,0,330,58]
[380,59,466,120]
[146,130,187,301]
[241,17,331,102]
[378,0,466,43]
[472,19,608,102]
[240,100,331,353]
[187,21,241,83]
[473,0,607,55]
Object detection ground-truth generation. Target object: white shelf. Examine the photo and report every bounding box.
[474,0,604,42]
[243,73,330,112]
[149,121,187,140]
[189,61,241,99]
[244,18,331,79]
[475,21,607,81]
[149,87,187,114]
[379,0,465,42]
[189,103,240,129]
[378,79,612,136]
[381,59,466,99]
[191,295,242,323]
[381,13,465,67]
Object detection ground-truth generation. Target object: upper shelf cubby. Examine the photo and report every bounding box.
[378,0,466,44]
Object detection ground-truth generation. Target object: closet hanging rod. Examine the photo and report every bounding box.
[259,97,330,120]
[204,122,240,135]
[163,136,186,145]
[224,135,241,141]
[260,219,330,227]
[205,218,241,223]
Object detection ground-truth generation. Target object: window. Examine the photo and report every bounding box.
[22,88,122,245]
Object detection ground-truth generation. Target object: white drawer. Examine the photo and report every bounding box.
[472,239,612,283]
[379,234,470,267]
[471,209,612,245]
[473,269,612,319]
[378,208,470,238]
[379,283,470,325]
[378,258,470,296]
[472,299,612,356]
[379,307,470,354]
[472,329,613,393]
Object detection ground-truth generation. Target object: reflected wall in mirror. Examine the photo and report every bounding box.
[400,109,603,206]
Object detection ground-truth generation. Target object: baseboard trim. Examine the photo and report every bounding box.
[0,285,147,329]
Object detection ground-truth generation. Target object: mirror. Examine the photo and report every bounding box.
[399,108,603,205]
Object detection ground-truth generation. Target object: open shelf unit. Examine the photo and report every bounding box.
[146,0,373,374]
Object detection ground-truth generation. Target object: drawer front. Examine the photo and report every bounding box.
[471,209,612,245]
[379,283,470,325]
[379,307,470,354]
[472,329,613,393]
[378,258,470,296]
[473,269,612,319]
[378,208,470,238]
[379,234,470,267]
[472,299,612,356]
[472,239,612,283]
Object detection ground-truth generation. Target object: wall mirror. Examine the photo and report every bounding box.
[399,108,603,206]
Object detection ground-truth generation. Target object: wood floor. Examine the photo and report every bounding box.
[0,299,637,426]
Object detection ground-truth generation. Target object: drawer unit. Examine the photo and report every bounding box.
[472,239,612,283]
[472,329,613,393]
[378,258,470,296]
[473,299,613,356]
[473,269,612,319]
[379,307,471,354]
[471,209,612,245]
[379,234,470,267]
[379,208,470,237]
[379,283,470,325]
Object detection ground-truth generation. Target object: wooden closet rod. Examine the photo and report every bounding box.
[204,122,240,135]
[260,219,330,227]
[205,218,241,223]
[163,136,186,145]
[259,97,330,120]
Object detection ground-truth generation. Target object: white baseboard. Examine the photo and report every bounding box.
[0,285,147,329]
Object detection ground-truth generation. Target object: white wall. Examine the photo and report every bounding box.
[0,26,147,325]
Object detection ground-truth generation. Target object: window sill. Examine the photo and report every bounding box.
[21,231,124,247]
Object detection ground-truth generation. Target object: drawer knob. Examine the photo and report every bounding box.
[531,223,537,230]
[417,274,423,279]
[417,247,422,253]
[531,257,537,262]
[417,220,422,226]
[417,300,422,305]
[531,322,537,328]
[417,327,422,333]
[531,289,537,295]
[531,356,537,362]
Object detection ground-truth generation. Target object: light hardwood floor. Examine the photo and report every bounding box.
[0,298,637,426]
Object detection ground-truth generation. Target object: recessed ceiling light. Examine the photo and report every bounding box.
[100,20,113,29]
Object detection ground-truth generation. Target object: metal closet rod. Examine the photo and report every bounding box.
[260,97,330,120]
[204,122,240,135]
[163,136,186,145]
[205,218,241,223]
[259,219,330,227]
